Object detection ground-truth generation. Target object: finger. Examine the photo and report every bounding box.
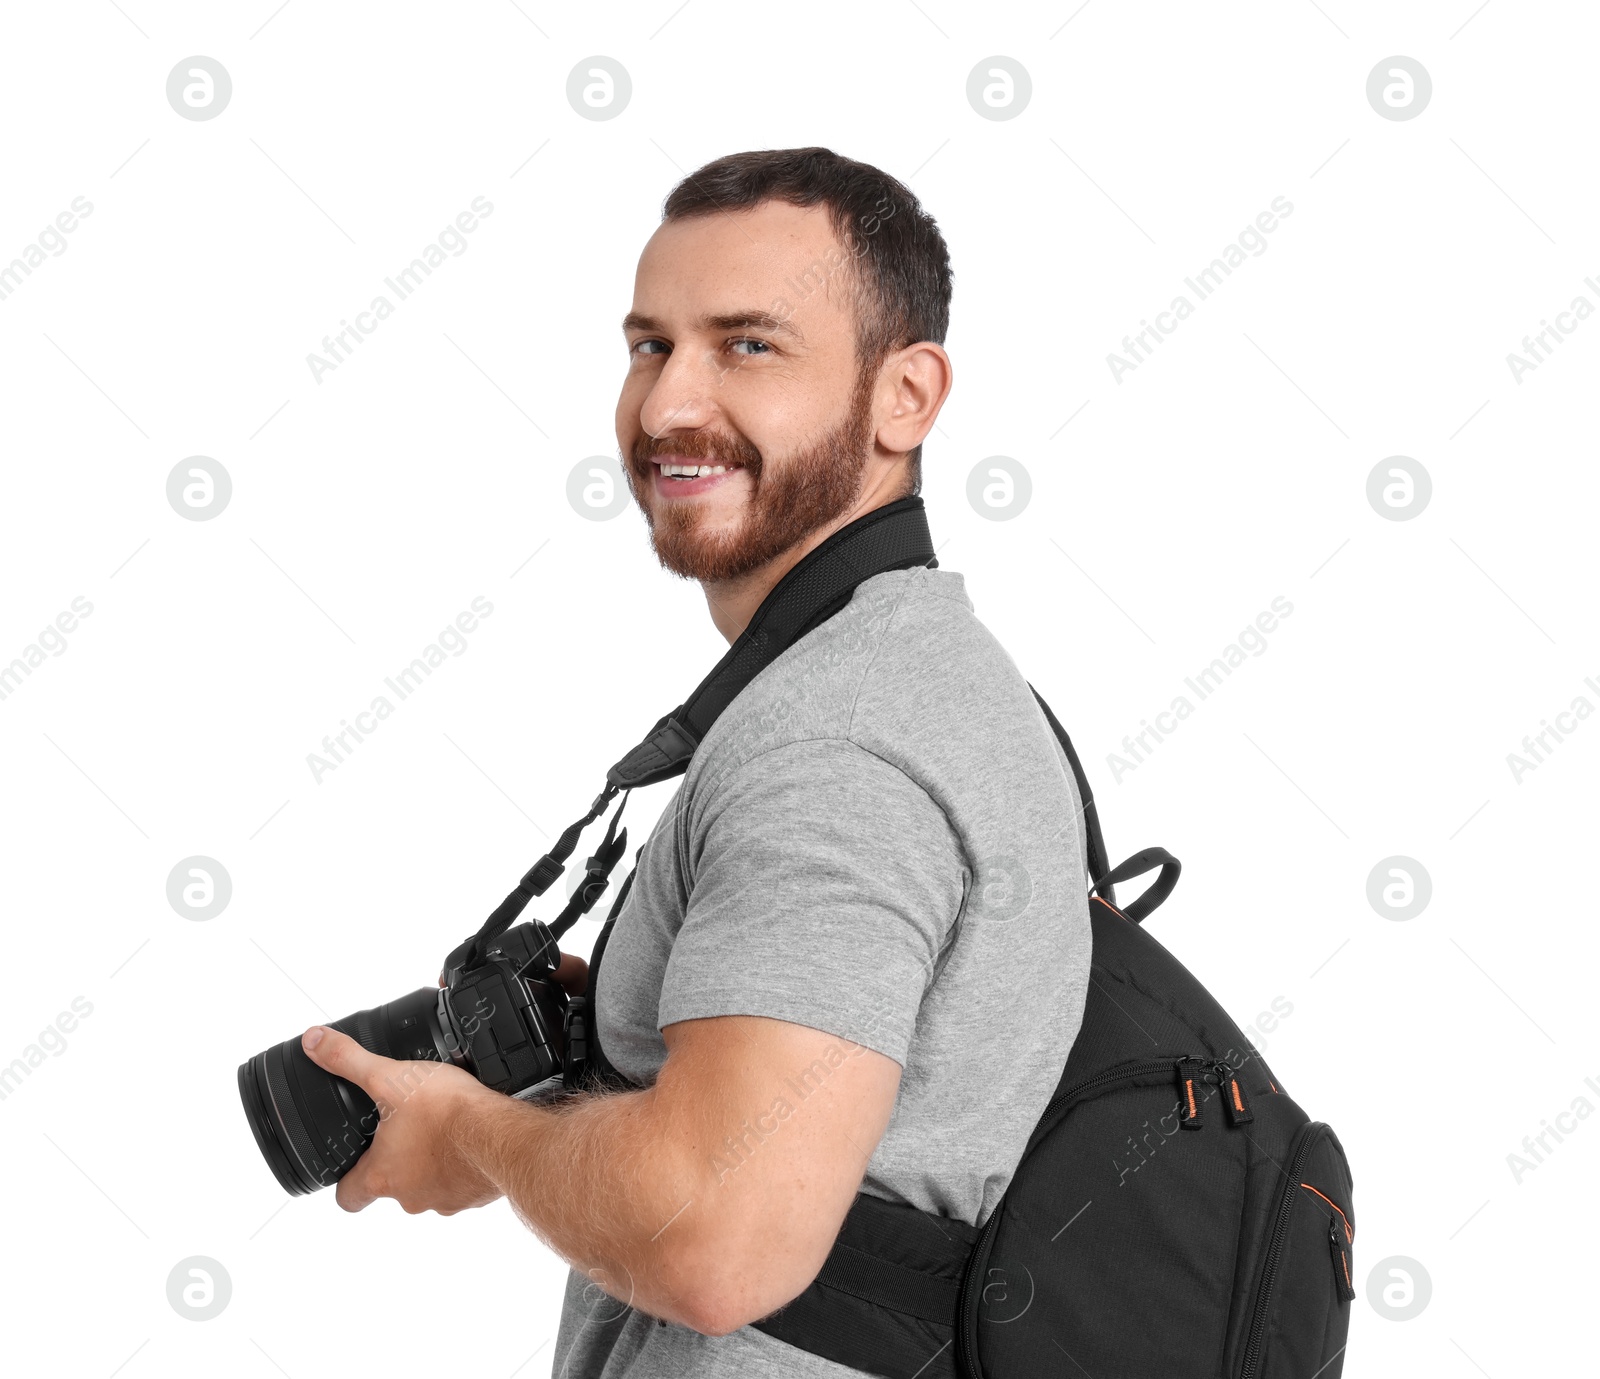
[335,1164,379,1213]
[302,1025,391,1098]
[554,952,589,998]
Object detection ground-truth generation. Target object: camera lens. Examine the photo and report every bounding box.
[237,985,456,1195]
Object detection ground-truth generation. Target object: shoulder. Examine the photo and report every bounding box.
[845,567,1017,707]
[679,566,1062,840]
[680,570,977,778]
[843,568,1047,757]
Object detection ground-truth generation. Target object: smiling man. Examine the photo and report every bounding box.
[302,148,1093,1379]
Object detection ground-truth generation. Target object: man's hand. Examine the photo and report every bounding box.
[301,1026,505,1216]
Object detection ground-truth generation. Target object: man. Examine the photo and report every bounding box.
[302,147,1093,1377]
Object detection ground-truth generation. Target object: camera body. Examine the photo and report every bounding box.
[238,920,569,1196]
[441,920,567,1094]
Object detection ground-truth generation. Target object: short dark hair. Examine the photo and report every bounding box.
[660,147,953,493]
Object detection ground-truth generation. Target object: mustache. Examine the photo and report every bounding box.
[630,428,763,475]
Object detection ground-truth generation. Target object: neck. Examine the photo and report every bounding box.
[701,475,912,644]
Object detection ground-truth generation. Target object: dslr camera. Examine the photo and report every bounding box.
[238,919,572,1196]
[238,783,631,1196]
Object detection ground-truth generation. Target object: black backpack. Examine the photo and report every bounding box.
[749,696,1358,1379]
[523,497,1355,1379]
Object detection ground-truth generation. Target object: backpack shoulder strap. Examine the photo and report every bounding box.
[1029,684,1114,904]
[748,688,1110,1376]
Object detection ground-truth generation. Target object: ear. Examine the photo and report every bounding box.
[873,342,953,456]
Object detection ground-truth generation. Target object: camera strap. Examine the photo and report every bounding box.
[453,496,939,972]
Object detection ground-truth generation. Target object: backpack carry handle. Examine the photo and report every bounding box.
[1092,847,1181,924]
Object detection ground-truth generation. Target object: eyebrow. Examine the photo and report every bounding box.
[621,309,806,343]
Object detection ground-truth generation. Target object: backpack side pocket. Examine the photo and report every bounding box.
[1238,1123,1356,1379]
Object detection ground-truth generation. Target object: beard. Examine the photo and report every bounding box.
[623,369,876,584]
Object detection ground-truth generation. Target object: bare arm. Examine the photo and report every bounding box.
[304,1011,901,1335]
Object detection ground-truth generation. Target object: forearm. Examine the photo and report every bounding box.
[449,1084,715,1328]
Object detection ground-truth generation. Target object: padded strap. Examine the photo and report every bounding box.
[609,497,937,791]
[751,1193,976,1379]
[606,713,699,792]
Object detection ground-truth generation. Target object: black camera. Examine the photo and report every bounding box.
[238,782,634,1197]
[237,919,570,1196]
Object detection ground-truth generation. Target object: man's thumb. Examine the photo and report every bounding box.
[302,1026,381,1092]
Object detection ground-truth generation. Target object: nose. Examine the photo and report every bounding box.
[637,342,724,441]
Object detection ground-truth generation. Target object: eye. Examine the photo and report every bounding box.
[631,338,669,357]
[729,337,772,356]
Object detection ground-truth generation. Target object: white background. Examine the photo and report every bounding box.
[1,2,1594,1375]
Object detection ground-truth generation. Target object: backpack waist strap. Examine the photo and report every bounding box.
[751,1191,977,1379]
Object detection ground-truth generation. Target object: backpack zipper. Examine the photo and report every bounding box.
[1326,1217,1356,1302]
[1237,1122,1329,1379]
[1028,1058,1200,1152]
[957,1055,1208,1379]
[1301,1181,1354,1245]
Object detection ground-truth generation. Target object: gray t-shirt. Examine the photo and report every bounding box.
[552,565,1092,1378]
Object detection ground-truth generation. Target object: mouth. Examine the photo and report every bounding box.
[649,458,744,498]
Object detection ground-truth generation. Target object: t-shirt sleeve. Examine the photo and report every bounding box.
[656,737,968,1067]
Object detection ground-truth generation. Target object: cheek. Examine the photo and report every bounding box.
[617,362,676,429]
[718,387,806,452]
[616,369,641,412]
[615,375,646,438]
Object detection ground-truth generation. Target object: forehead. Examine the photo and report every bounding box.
[632,200,855,331]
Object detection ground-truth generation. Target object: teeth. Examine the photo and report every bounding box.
[659,463,728,477]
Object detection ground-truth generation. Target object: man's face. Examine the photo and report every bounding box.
[617,201,878,583]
